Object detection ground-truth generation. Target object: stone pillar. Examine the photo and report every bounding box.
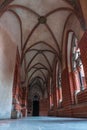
[11,49,22,119]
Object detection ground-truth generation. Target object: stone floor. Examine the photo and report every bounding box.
[0,117,87,130]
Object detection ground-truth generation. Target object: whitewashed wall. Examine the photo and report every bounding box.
[0,25,17,119]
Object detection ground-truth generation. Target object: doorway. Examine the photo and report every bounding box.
[32,95,39,116]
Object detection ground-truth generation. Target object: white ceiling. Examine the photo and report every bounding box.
[0,0,75,89]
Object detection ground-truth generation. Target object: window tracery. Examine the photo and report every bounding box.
[56,62,62,108]
[72,34,85,91]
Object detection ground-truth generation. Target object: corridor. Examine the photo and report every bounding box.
[0,117,87,130]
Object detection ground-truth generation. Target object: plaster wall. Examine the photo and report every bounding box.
[0,25,17,119]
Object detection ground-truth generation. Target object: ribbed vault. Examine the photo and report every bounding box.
[0,0,84,99]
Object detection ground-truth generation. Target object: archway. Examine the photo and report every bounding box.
[32,95,39,116]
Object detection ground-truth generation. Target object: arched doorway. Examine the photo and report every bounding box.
[32,95,39,116]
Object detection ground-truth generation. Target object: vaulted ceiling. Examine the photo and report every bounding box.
[0,0,84,94]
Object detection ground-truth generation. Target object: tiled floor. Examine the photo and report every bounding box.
[0,117,87,130]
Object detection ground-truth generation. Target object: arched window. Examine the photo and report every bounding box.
[56,62,62,108]
[71,34,86,92]
[67,31,86,104]
[49,77,54,110]
[56,62,59,107]
[58,65,62,103]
